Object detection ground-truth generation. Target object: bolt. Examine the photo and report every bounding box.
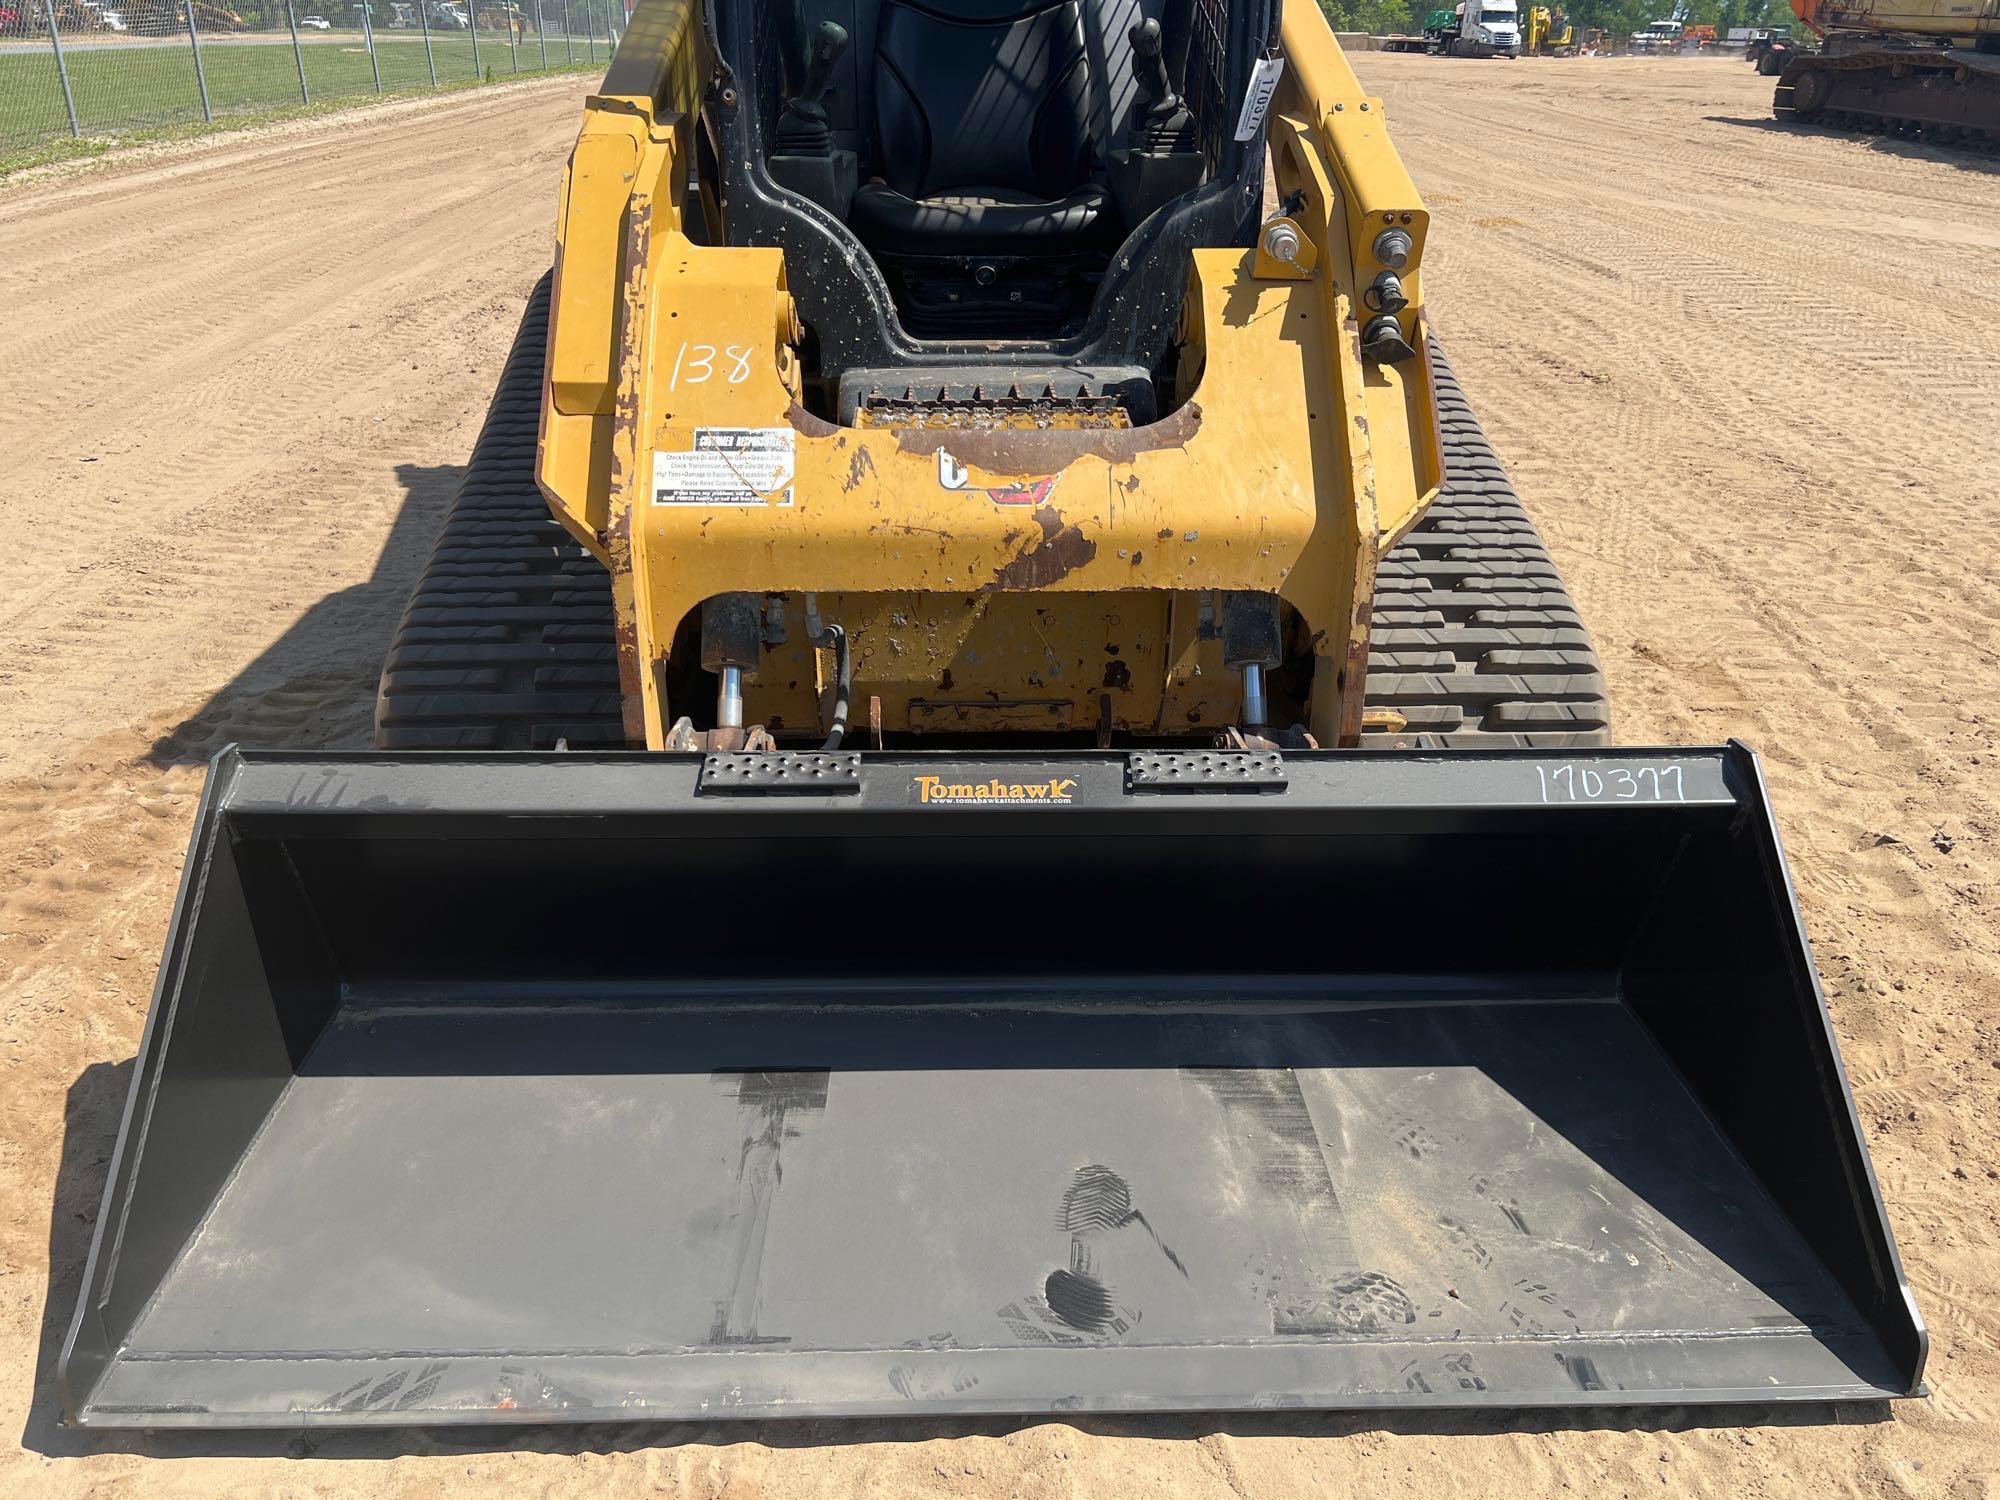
[1373,226,1414,271]
[1261,220,1302,264]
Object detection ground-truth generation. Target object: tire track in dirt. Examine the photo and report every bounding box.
[0,79,599,1490]
[0,76,594,783]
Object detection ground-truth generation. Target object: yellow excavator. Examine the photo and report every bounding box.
[59,0,1923,1429]
[1524,4,1577,54]
[1777,0,2000,141]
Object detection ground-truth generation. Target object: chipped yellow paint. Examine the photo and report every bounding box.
[744,591,1194,738]
[536,3,1443,748]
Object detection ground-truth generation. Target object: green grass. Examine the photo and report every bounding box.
[1,34,611,158]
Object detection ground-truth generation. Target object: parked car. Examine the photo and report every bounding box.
[300,12,331,26]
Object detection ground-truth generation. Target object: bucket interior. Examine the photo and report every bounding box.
[63,755,1922,1421]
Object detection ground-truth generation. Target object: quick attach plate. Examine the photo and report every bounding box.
[699,751,863,794]
[1125,750,1287,793]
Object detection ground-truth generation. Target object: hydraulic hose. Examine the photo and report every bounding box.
[812,623,851,750]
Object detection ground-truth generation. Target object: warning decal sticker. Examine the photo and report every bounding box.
[653,428,796,505]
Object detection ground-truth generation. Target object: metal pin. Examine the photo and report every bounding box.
[1241,663,1269,730]
[717,667,745,730]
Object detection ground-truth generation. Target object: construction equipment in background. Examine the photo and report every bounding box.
[1746,24,1802,73]
[1776,0,1999,142]
[1429,0,1523,55]
[1524,4,1577,55]
[169,0,246,27]
[1631,18,1684,51]
[1630,17,1720,52]
[59,0,1923,1429]
[1631,17,1675,49]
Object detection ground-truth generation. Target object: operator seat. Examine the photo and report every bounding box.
[847,0,1116,257]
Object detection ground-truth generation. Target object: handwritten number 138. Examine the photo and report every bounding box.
[668,342,753,388]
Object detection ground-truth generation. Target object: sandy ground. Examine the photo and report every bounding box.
[2,51,1997,1499]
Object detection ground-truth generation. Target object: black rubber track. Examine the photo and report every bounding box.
[1361,344,1610,747]
[376,276,623,751]
[378,283,1608,750]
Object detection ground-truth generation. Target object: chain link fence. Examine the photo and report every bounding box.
[2,0,624,153]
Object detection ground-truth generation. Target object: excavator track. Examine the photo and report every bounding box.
[378,284,1608,750]
[1775,47,2000,146]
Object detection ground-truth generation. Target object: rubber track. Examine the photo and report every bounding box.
[1361,342,1610,747]
[376,275,624,750]
[378,291,1607,750]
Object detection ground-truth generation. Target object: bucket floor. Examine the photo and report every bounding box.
[93,987,1890,1421]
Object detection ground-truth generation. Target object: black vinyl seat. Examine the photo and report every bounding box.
[848,0,1117,257]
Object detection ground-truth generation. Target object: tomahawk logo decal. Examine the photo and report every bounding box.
[936,447,1059,507]
[911,774,1077,806]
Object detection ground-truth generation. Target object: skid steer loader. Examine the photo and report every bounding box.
[60,0,1923,1427]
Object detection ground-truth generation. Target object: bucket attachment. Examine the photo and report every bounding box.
[62,745,1924,1426]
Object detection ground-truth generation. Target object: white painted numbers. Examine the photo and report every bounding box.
[1535,762,1685,803]
[666,341,755,390]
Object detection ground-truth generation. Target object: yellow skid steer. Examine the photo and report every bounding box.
[60,0,1922,1426]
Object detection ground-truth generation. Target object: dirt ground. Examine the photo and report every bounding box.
[2,52,1997,1500]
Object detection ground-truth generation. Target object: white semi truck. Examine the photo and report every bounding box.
[1426,0,1523,58]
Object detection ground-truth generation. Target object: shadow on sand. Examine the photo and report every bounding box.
[142,462,466,770]
[1705,114,2000,174]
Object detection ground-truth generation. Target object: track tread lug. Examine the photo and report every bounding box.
[376,276,626,752]
[1363,341,1610,748]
